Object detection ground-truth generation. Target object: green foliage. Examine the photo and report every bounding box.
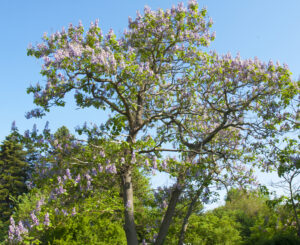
[10,186,126,244]
[225,189,269,239]
[257,233,300,245]
[0,134,29,241]
[222,188,300,244]
[184,212,242,244]
[5,144,157,244]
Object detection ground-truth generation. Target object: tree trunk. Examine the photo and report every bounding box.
[178,185,204,245]
[154,183,183,245]
[121,166,139,245]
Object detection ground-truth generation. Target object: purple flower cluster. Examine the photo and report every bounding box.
[91,167,98,176]
[25,108,45,119]
[152,156,157,169]
[131,152,136,164]
[126,0,214,50]
[105,164,117,174]
[44,212,50,226]
[74,174,81,184]
[11,121,17,131]
[8,217,28,242]
[66,168,72,179]
[30,212,39,227]
[56,185,66,195]
[120,157,125,164]
[25,0,221,117]
[36,197,45,212]
[162,160,167,170]
[53,207,76,217]
[100,150,105,157]
[98,164,103,173]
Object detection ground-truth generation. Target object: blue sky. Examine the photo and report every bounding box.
[0,0,299,202]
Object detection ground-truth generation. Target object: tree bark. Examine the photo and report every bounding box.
[154,182,183,245]
[178,185,205,245]
[121,166,139,245]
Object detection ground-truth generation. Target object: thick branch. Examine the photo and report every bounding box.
[155,182,183,245]
[178,184,205,245]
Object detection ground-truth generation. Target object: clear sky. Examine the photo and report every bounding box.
[0,0,299,203]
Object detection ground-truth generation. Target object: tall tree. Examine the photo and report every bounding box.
[0,133,29,240]
[26,2,215,243]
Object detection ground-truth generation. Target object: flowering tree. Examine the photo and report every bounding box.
[26,1,216,243]
[24,0,298,244]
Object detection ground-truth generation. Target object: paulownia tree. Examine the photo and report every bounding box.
[24,0,298,244]
[26,1,216,243]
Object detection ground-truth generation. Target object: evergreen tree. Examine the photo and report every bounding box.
[0,134,29,240]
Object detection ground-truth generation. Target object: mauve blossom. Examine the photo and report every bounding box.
[56,185,66,195]
[75,174,81,183]
[92,167,97,176]
[188,0,197,8]
[18,221,28,234]
[11,121,17,131]
[100,150,105,157]
[24,130,30,138]
[36,197,45,212]
[32,124,37,134]
[87,180,92,190]
[162,160,167,170]
[98,164,103,173]
[66,168,72,179]
[106,164,117,174]
[10,216,15,227]
[153,156,157,169]
[69,43,83,57]
[71,207,77,216]
[57,176,62,185]
[44,213,50,226]
[30,212,39,227]
[85,173,92,181]
[63,175,68,182]
[62,209,68,216]
[120,157,125,164]
[131,152,136,164]
[8,225,15,240]
[14,227,21,241]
